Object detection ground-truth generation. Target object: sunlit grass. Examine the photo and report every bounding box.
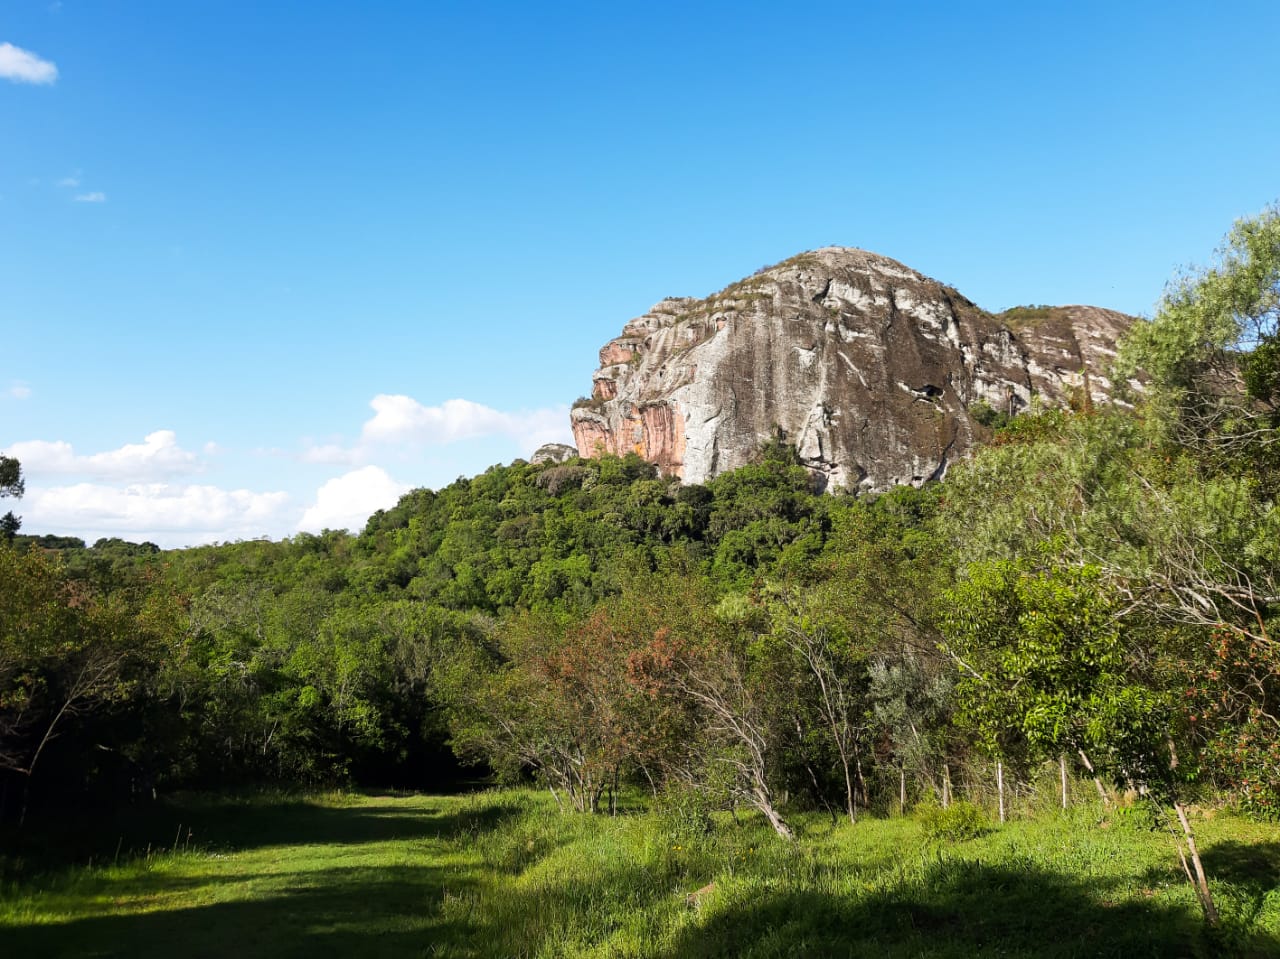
[2,790,1277,957]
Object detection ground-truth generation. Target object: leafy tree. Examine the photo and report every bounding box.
[433,610,629,811]
[768,598,871,824]
[0,546,178,819]
[942,560,1220,923]
[1115,204,1280,468]
[1,453,22,541]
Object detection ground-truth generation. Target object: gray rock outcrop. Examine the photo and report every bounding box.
[570,247,1134,491]
[530,443,579,465]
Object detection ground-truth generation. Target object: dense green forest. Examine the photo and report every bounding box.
[3,209,1279,931]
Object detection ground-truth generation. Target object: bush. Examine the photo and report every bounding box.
[916,800,990,841]
[1110,798,1160,833]
[654,788,716,841]
[968,399,1010,431]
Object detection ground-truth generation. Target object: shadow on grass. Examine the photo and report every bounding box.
[2,863,478,959]
[1,793,524,881]
[1202,841,1280,895]
[648,857,1275,959]
[1200,840,1280,953]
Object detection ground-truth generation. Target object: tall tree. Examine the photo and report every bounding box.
[942,560,1219,923]
[0,453,22,541]
[1115,204,1280,469]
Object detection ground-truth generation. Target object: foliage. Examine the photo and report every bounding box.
[1116,205,1280,404]
[916,799,990,841]
[942,562,1167,782]
[0,545,178,796]
[0,452,23,541]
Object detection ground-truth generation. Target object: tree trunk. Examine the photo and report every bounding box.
[1076,748,1109,805]
[1163,738,1218,926]
[759,799,794,840]
[640,764,658,799]
[996,759,1005,823]
[1060,755,1068,810]
[900,767,907,816]
[843,762,857,825]
[803,756,837,825]
[1173,800,1219,926]
[942,764,952,809]
[752,785,794,840]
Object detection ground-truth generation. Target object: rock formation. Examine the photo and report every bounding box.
[570,247,1135,491]
[530,443,579,465]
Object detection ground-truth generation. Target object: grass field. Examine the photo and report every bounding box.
[2,790,1277,958]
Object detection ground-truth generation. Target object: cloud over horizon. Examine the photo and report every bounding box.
[299,394,574,467]
[360,394,571,452]
[0,42,58,84]
[23,482,291,548]
[298,465,409,534]
[8,397,574,547]
[10,430,205,482]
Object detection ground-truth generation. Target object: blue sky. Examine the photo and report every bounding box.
[2,1,1278,546]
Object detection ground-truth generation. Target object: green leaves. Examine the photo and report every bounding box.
[942,562,1164,779]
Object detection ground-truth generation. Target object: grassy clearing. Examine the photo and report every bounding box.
[2,790,1277,958]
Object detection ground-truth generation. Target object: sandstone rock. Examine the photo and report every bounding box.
[570,248,1136,491]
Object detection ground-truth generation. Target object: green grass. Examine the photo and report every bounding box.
[995,305,1063,332]
[2,790,1278,957]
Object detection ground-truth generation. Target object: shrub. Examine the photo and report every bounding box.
[1110,798,1160,833]
[916,800,990,841]
[654,788,716,841]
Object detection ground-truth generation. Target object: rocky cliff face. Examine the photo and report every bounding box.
[570,248,1135,491]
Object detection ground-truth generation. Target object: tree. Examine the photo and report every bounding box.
[434,607,646,813]
[612,566,797,838]
[942,561,1220,923]
[1111,208,1280,820]
[631,621,795,839]
[1115,204,1280,467]
[0,453,22,540]
[937,206,1280,924]
[0,547,173,821]
[769,604,870,824]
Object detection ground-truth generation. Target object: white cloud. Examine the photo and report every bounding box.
[75,191,106,203]
[298,465,409,534]
[359,394,572,454]
[0,42,58,85]
[298,394,573,466]
[24,482,291,547]
[57,176,80,188]
[8,382,31,400]
[9,430,203,481]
